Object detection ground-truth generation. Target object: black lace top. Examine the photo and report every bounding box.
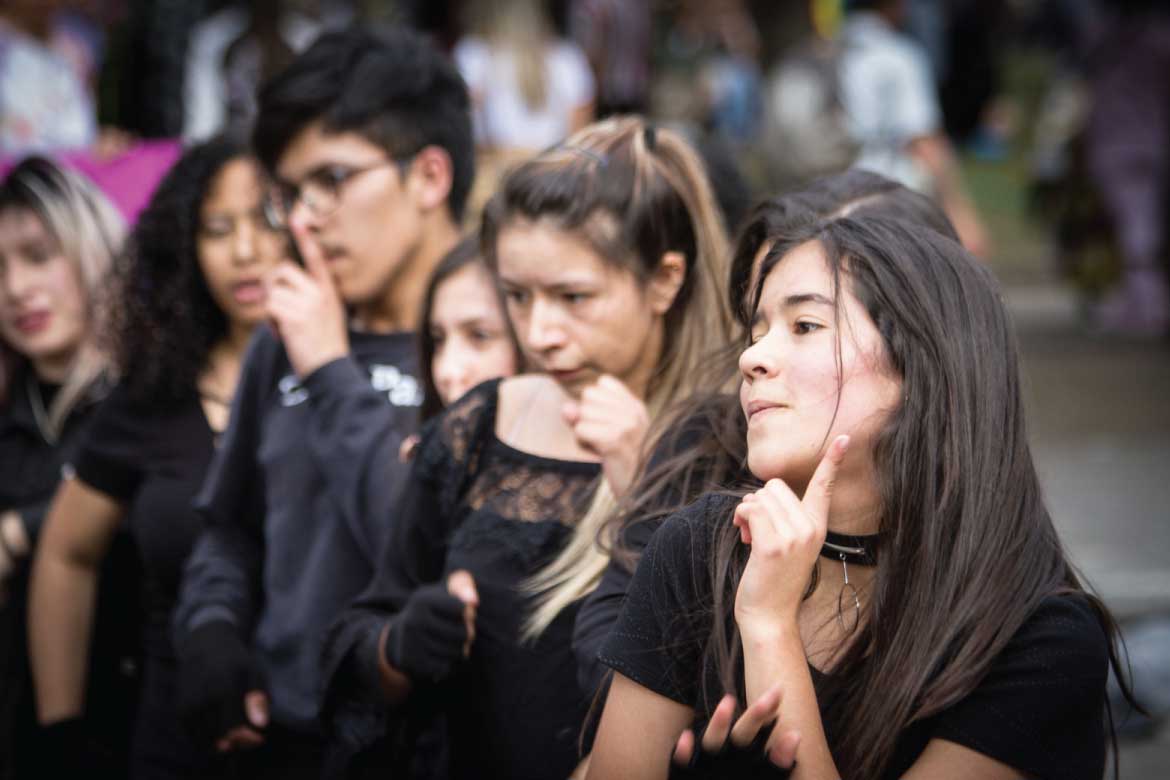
[322,379,601,779]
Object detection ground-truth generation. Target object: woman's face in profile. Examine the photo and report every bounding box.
[739,240,901,493]
[0,207,88,377]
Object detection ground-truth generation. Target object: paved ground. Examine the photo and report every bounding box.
[1004,284,1170,778]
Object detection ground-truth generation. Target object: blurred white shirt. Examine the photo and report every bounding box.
[455,36,594,150]
[838,11,940,192]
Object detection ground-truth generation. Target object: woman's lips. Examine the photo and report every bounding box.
[13,311,51,335]
[746,400,787,422]
[232,281,266,304]
[549,368,585,384]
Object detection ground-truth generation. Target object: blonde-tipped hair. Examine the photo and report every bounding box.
[0,158,125,435]
[482,116,733,639]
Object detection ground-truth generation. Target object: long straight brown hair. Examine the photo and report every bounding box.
[705,215,1128,779]
[605,169,961,573]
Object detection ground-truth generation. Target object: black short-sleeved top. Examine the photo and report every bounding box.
[72,382,216,665]
[0,366,140,776]
[601,493,1110,780]
[323,379,601,780]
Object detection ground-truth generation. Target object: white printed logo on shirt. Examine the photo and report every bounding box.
[277,365,422,408]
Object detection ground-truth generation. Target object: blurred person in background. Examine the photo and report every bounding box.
[28,138,287,780]
[0,156,127,778]
[1083,0,1170,337]
[171,28,472,778]
[568,0,651,118]
[183,0,356,144]
[0,1,97,157]
[837,0,989,258]
[455,0,594,221]
[455,0,594,152]
[655,0,763,144]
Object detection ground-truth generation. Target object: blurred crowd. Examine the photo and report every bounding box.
[1,0,1168,779]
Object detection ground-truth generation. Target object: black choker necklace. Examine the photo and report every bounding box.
[820,530,879,566]
[821,530,879,634]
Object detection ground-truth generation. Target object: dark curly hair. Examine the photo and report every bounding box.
[107,136,250,404]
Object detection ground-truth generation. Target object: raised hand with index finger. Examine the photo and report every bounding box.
[264,220,349,378]
[732,435,850,635]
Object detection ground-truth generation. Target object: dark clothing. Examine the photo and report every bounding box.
[174,327,422,738]
[573,394,747,700]
[322,379,601,780]
[0,366,140,780]
[601,493,1111,780]
[72,382,217,777]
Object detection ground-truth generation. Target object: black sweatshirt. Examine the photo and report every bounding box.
[173,326,421,734]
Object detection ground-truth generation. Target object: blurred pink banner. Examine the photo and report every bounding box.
[1,138,183,226]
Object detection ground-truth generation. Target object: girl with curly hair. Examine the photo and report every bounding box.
[0,155,125,778]
[27,137,287,778]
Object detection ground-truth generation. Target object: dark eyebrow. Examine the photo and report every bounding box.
[782,293,834,308]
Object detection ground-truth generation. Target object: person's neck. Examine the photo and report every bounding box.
[352,216,460,333]
[31,351,75,385]
[202,323,253,394]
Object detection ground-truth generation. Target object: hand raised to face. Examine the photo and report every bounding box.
[561,375,650,498]
[264,221,349,379]
[733,435,850,634]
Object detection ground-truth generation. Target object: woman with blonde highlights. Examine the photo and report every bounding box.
[0,157,125,776]
[321,116,732,777]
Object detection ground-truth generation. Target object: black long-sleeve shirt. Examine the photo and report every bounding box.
[173,327,421,734]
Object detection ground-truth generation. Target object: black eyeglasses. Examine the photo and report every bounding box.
[263,157,411,228]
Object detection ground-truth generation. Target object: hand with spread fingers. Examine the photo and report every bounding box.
[732,435,850,634]
[670,685,801,778]
[264,221,349,379]
[562,375,650,498]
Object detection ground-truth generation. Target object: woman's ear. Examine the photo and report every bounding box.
[646,251,687,316]
[406,145,455,214]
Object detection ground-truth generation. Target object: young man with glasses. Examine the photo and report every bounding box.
[171,28,472,777]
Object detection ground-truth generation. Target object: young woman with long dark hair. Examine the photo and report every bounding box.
[27,137,287,779]
[588,215,1124,779]
[320,116,733,778]
[0,157,126,778]
[573,170,962,702]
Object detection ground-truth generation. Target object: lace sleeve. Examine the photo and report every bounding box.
[411,378,500,518]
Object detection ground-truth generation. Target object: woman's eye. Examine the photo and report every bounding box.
[562,292,588,304]
[794,320,822,335]
[24,246,50,264]
[503,289,528,305]
[323,167,353,188]
[200,221,232,238]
